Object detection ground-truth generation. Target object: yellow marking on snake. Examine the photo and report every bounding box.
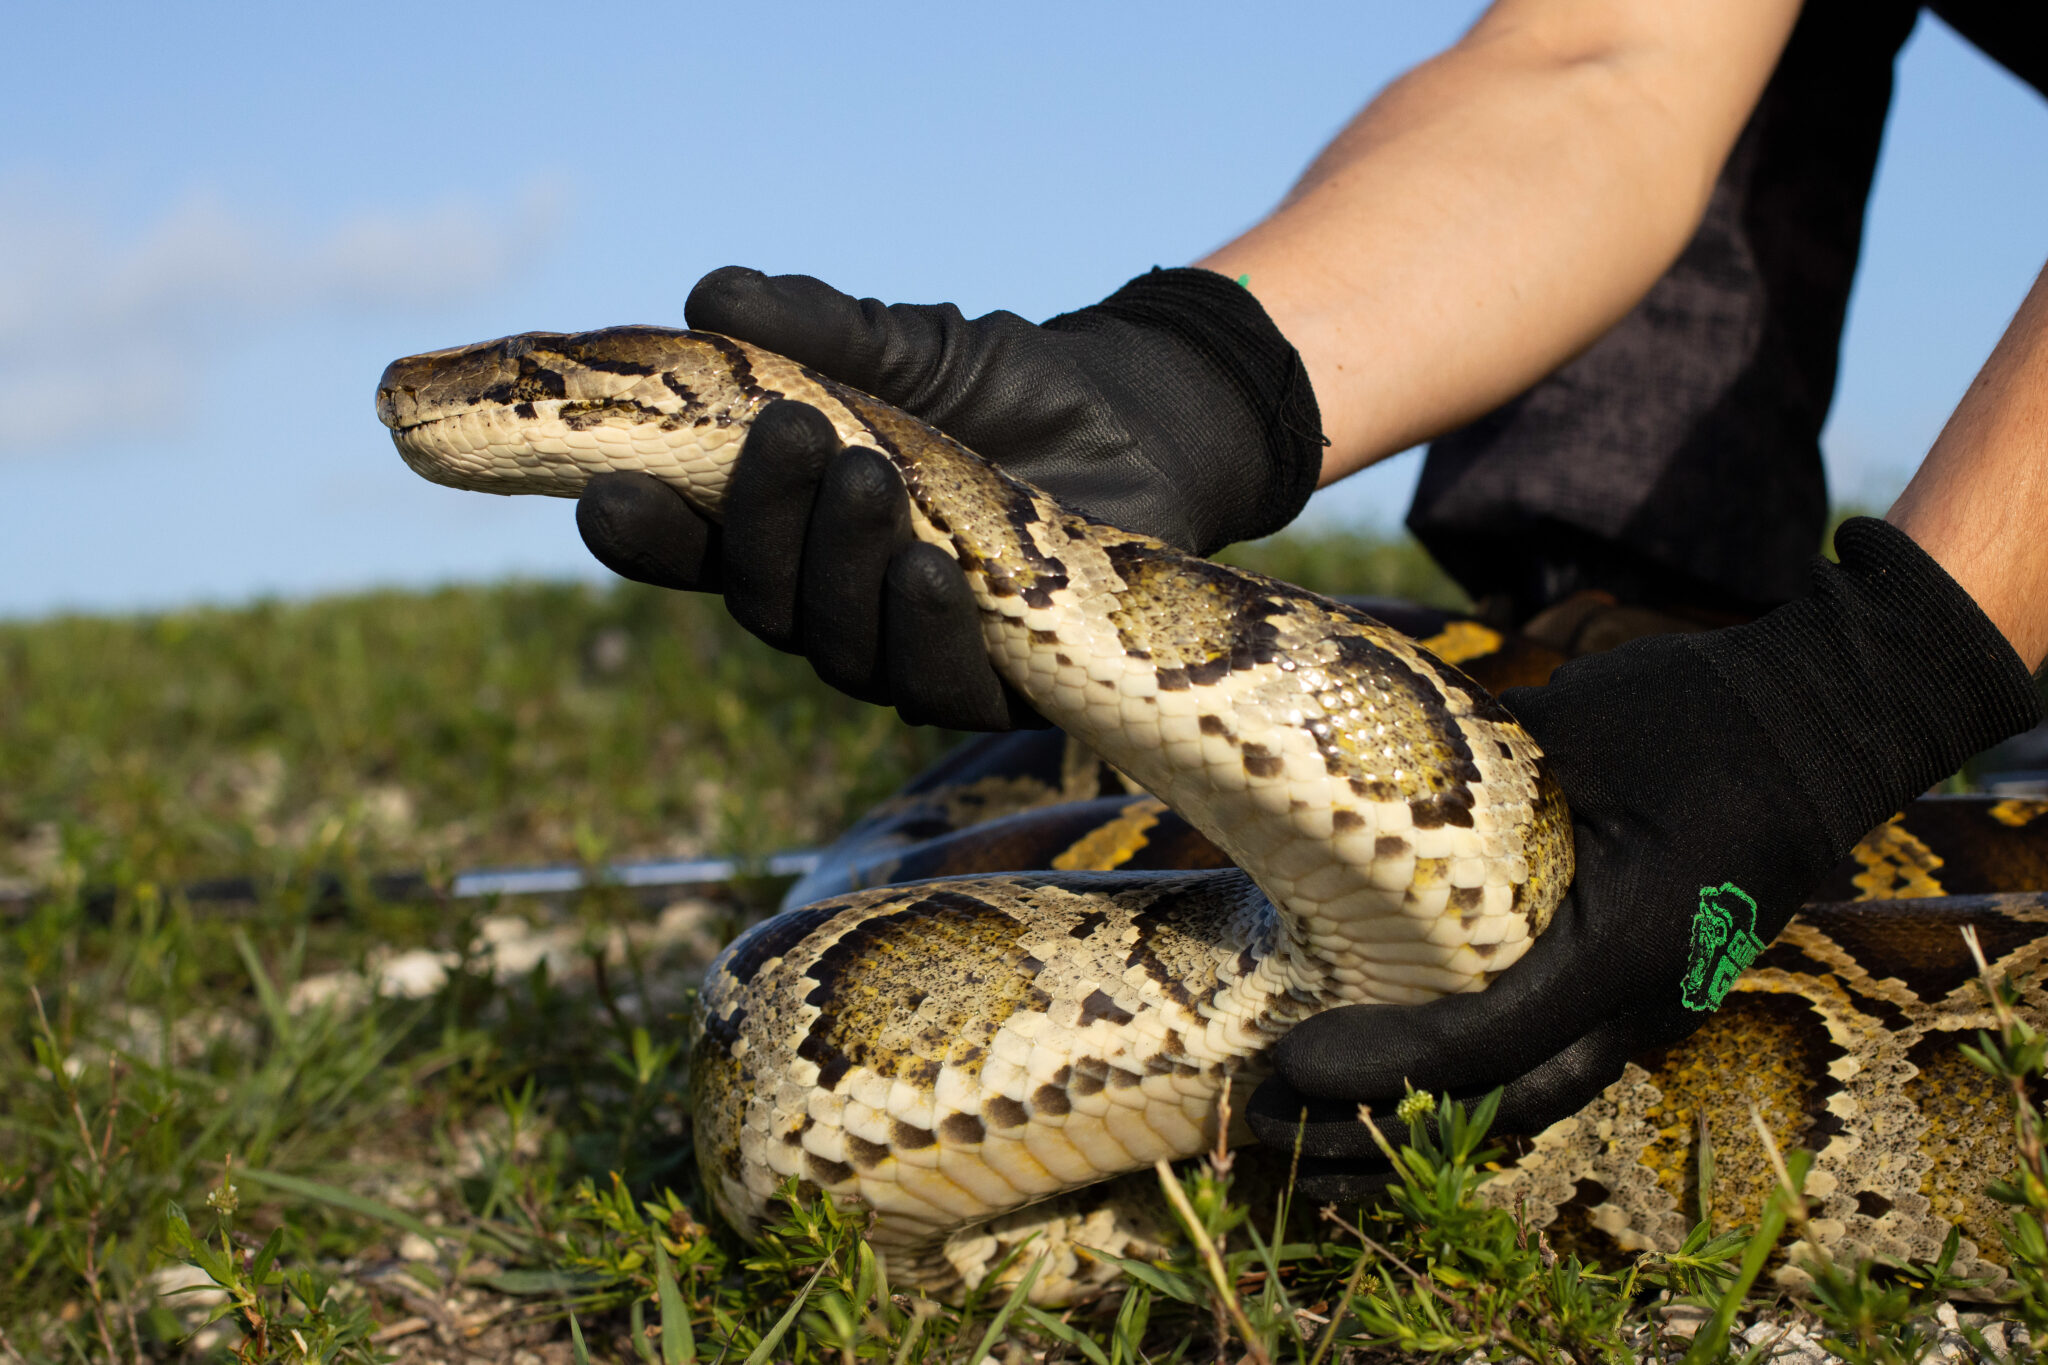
[1420,620,1504,665]
[1850,814,1946,900]
[1051,798,1166,871]
[1992,798,2048,829]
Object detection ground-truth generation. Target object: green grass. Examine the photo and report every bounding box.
[3,528,2046,1362]
[1218,526,1472,608]
[0,578,951,893]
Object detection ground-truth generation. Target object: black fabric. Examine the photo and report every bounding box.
[577,469,721,593]
[1044,268,1327,552]
[1928,1,2048,98]
[685,265,1325,556]
[578,265,1326,730]
[1248,519,2041,1191]
[1408,0,1923,620]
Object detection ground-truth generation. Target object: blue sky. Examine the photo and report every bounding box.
[1,2,2041,619]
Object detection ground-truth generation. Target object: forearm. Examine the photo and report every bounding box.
[1888,258,2048,672]
[1199,0,1800,481]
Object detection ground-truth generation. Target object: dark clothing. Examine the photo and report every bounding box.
[1408,0,2047,623]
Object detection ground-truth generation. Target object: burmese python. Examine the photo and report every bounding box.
[379,326,2048,1301]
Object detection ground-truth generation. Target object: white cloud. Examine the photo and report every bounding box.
[0,181,561,451]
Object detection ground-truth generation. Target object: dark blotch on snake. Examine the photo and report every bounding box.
[891,1120,936,1149]
[721,904,842,985]
[985,1096,1029,1129]
[1069,910,1109,939]
[1078,989,1134,1028]
[1411,790,1477,830]
[576,355,656,377]
[694,332,780,404]
[941,1113,986,1144]
[1031,1085,1072,1116]
[1241,744,1284,778]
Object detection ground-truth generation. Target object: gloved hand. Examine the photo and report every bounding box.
[576,265,1325,728]
[1246,518,2043,1203]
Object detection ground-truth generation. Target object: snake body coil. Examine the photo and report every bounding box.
[379,326,1571,1294]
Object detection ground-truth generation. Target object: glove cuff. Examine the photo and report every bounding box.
[1049,267,1326,551]
[1692,516,2042,851]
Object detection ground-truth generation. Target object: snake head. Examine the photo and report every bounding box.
[377,326,751,498]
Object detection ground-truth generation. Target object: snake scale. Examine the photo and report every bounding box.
[379,325,2048,1303]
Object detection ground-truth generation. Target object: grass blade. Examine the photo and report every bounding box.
[237,1166,444,1245]
[1681,1195,1789,1365]
[657,1240,694,1365]
[1021,1305,1110,1365]
[742,1261,827,1365]
[965,1256,1042,1365]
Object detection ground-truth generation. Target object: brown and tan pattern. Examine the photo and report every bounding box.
[798,747,2048,1297]
[381,325,2046,1304]
[1488,892,2048,1292]
[381,326,1569,1298]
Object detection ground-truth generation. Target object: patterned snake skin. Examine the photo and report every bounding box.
[379,326,2048,1303]
[378,326,1572,1295]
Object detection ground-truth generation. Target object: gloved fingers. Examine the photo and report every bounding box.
[722,400,844,652]
[576,471,721,592]
[1245,1076,1397,1209]
[1245,1075,1390,1163]
[1258,1014,1697,1208]
[1289,1157,1398,1210]
[800,447,914,703]
[1271,911,1614,1103]
[688,266,929,403]
[881,543,1027,731]
[1488,1011,1675,1138]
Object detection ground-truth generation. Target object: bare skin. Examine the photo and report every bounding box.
[1199,0,1803,479]
[1199,0,2047,672]
[1887,262,2048,671]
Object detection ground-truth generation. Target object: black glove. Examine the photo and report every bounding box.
[1246,518,2042,1202]
[576,265,1325,729]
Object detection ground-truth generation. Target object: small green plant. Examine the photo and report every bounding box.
[1962,924,2048,1351]
[1332,1087,1643,1362]
[162,1184,385,1365]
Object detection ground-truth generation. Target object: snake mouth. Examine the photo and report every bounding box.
[373,378,411,432]
[376,331,578,433]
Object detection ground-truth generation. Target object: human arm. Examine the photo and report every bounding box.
[1200,0,1803,480]
[580,0,1810,725]
[1887,258,2048,671]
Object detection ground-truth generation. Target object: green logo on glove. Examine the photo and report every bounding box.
[1680,882,1764,1012]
